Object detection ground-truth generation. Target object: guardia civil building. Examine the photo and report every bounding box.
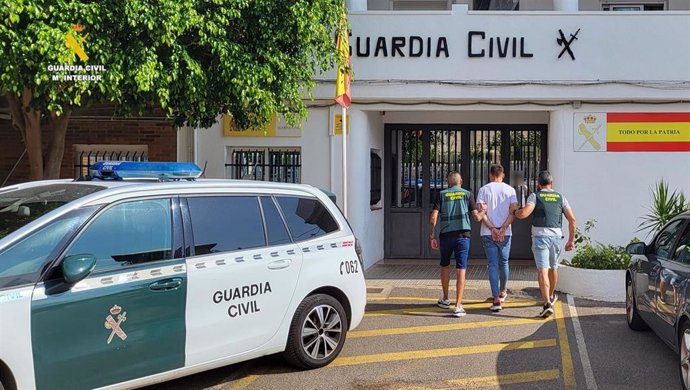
[182,0,690,268]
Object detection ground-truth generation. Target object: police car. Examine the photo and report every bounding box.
[0,162,366,390]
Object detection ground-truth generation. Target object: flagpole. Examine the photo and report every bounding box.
[341,106,348,217]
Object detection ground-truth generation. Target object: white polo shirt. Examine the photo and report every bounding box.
[477,182,518,236]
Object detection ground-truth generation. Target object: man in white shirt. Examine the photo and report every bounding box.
[476,164,518,312]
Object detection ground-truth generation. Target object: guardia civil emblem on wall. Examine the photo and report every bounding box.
[573,113,607,152]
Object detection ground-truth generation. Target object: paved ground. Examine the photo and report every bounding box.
[144,263,680,390]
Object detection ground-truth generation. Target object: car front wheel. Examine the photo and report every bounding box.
[283,294,348,369]
[626,276,648,331]
[680,322,690,390]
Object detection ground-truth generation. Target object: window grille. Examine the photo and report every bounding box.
[226,148,301,183]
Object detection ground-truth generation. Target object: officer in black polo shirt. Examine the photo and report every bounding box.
[429,171,486,317]
[514,170,577,318]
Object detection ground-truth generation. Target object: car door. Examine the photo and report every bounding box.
[31,197,187,390]
[183,195,303,366]
[648,218,689,343]
[633,219,685,327]
[656,220,690,344]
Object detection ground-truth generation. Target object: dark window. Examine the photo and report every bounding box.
[654,219,685,259]
[602,4,665,11]
[0,184,105,240]
[276,197,339,242]
[260,196,292,246]
[673,223,690,264]
[66,199,173,270]
[0,208,94,289]
[370,151,382,206]
[188,196,265,255]
[475,0,519,10]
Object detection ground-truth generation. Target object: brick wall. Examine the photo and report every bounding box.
[0,118,177,186]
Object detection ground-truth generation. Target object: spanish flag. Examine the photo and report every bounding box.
[335,16,351,108]
[607,113,690,152]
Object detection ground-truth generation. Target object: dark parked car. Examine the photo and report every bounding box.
[626,212,690,389]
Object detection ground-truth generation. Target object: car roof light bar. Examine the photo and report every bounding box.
[89,161,203,181]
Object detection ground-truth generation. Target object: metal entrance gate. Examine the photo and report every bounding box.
[384,124,547,259]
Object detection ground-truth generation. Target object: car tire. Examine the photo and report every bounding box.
[283,294,348,369]
[626,276,648,331]
[680,322,690,390]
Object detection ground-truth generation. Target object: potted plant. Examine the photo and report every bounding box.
[558,219,631,302]
[559,180,689,302]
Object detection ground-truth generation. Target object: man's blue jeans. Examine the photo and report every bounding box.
[481,235,512,298]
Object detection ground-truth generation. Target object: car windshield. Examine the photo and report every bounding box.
[0,183,105,239]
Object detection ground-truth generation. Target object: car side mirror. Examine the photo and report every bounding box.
[62,254,97,284]
[626,242,647,255]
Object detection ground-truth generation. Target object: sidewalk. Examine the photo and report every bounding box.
[364,259,539,292]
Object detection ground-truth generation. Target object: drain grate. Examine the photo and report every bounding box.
[366,287,384,294]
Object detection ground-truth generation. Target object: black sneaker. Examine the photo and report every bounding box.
[539,302,554,318]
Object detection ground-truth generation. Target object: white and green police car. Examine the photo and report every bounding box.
[0,162,366,390]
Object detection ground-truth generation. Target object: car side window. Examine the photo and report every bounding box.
[187,196,266,255]
[0,209,94,289]
[65,199,173,271]
[275,196,339,242]
[654,219,685,259]
[672,223,690,264]
[260,196,292,246]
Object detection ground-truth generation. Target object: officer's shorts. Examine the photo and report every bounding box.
[532,236,563,269]
[440,235,470,269]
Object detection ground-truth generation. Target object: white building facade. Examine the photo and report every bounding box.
[181,3,690,269]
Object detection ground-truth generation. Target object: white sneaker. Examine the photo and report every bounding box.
[490,299,502,312]
[453,306,467,317]
[437,298,451,309]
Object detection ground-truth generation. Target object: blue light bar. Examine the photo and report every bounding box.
[90,161,203,180]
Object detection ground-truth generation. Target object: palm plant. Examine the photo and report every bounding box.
[638,180,690,236]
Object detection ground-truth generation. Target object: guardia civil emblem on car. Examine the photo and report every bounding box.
[104,305,128,344]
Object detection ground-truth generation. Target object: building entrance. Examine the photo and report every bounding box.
[384,124,547,259]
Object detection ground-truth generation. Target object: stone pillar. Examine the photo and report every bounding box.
[346,0,367,11]
[553,0,578,11]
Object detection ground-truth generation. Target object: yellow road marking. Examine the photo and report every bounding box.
[350,316,553,338]
[448,368,561,387]
[555,300,577,388]
[224,375,257,390]
[365,300,541,317]
[330,338,556,367]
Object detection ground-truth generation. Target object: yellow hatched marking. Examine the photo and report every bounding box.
[365,300,540,317]
[555,300,577,388]
[350,316,553,338]
[448,368,561,387]
[330,338,556,367]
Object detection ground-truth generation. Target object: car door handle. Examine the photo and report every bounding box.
[149,278,183,291]
[267,259,291,270]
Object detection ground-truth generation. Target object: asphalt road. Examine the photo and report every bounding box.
[143,286,680,390]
